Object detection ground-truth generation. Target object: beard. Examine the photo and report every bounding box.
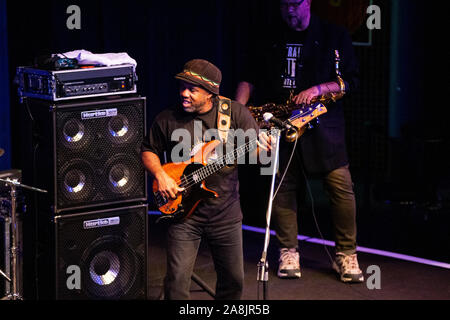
[181,96,210,113]
[283,11,311,31]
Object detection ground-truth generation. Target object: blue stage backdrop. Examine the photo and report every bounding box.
[0,0,10,171]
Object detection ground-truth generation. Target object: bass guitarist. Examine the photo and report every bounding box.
[141,59,271,300]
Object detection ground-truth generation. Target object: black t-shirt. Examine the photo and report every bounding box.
[240,15,359,174]
[281,30,307,92]
[241,15,358,107]
[242,24,308,105]
[142,97,260,224]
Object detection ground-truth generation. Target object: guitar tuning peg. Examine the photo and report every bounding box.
[316,117,320,125]
[308,123,314,129]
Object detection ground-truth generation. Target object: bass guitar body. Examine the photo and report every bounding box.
[153,140,220,221]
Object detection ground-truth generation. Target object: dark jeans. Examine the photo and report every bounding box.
[272,151,357,255]
[164,218,244,300]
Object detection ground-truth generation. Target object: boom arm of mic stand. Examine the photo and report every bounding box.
[0,269,11,282]
[256,129,281,300]
[0,178,47,193]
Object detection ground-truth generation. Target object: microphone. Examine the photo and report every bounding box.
[263,113,293,130]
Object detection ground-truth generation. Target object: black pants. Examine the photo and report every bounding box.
[272,148,357,255]
[164,217,244,300]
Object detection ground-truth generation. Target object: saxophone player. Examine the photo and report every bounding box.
[235,0,363,283]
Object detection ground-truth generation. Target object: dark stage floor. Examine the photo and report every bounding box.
[146,214,450,301]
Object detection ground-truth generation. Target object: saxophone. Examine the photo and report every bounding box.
[249,50,346,142]
[310,50,346,104]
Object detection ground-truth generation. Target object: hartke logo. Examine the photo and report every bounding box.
[81,108,118,120]
[83,217,120,229]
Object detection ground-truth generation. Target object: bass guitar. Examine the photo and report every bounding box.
[153,103,327,221]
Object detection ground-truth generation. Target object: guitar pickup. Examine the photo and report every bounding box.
[154,192,168,206]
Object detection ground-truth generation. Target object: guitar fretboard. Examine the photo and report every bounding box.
[180,136,262,188]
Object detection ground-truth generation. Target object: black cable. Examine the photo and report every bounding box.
[272,135,298,200]
[257,282,260,300]
[31,139,40,300]
[270,129,334,265]
[299,162,334,265]
[300,162,374,296]
[299,165,372,300]
[24,97,34,123]
[25,98,40,299]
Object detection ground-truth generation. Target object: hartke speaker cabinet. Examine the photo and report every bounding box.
[22,95,147,214]
[37,204,148,300]
[17,95,149,300]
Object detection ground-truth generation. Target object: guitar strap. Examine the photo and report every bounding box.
[217,96,232,143]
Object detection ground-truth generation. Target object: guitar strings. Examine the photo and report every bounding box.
[158,105,322,195]
[175,138,260,190]
[172,128,279,190]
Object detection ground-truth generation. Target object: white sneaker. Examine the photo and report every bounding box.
[333,252,364,283]
[277,248,301,279]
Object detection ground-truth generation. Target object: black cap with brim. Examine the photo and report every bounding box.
[175,59,221,95]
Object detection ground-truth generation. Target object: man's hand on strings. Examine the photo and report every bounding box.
[155,171,185,200]
[257,131,273,153]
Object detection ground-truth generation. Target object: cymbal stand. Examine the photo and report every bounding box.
[0,178,47,300]
[257,129,281,300]
[1,200,11,285]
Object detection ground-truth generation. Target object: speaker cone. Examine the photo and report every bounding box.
[89,251,120,286]
[59,118,91,150]
[81,235,139,299]
[59,159,95,202]
[107,112,137,145]
[104,154,140,194]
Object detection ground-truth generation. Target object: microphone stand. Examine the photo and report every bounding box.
[257,129,281,300]
[191,272,215,298]
[0,269,11,283]
[0,178,47,300]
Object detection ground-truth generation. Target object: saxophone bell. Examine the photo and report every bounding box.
[285,127,299,142]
